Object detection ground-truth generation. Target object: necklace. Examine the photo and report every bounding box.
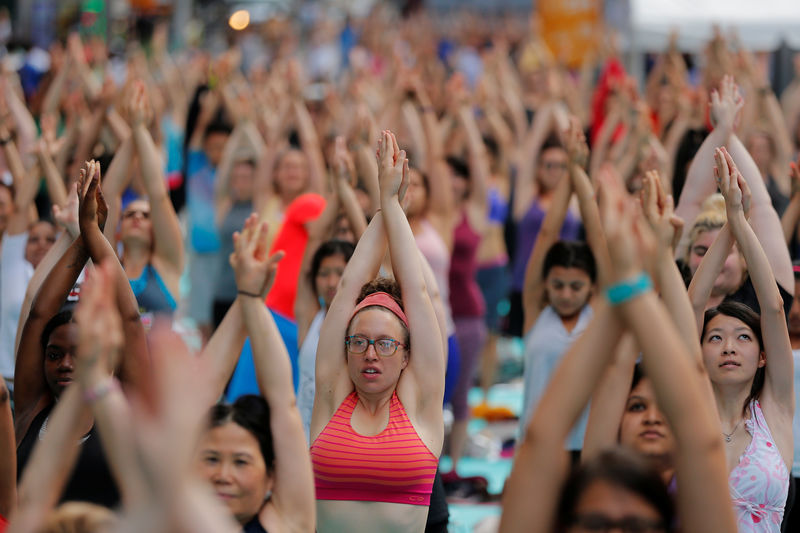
[39,414,91,445]
[722,419,742,443]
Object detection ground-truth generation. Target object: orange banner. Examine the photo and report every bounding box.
[537,0,601,68]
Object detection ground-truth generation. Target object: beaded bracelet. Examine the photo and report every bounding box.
[84,377,120,404]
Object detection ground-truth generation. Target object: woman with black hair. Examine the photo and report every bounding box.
[519,121,610,458]
[295,240,354,439]
[196,213,315,532]
[14,161,148,508]
[689,148,794,531]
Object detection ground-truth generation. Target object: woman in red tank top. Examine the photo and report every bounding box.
[310,132,446,533]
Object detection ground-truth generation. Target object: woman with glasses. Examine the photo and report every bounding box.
[508,103,581,337]
[310,132,445,533]
[103,83,184,321]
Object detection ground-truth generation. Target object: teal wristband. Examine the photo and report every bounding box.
[605,273,653,306]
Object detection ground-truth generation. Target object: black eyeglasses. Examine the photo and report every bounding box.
[570,514,666,533]
[345,335,406,357]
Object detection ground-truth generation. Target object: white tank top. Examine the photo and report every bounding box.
[298,309,326,442]
[520,304,593,450]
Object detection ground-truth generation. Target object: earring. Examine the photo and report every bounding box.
[264,490,273,503]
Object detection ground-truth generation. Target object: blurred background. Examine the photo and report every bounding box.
[1,1,798,93]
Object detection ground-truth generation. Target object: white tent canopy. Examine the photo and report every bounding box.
[629,0,800,51]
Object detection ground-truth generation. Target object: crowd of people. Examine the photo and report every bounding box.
[0,4,800,532]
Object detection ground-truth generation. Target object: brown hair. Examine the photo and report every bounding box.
[350,277,409,346]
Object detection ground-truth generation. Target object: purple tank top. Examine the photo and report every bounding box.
[511,200,581,291]
[449,212,485,318]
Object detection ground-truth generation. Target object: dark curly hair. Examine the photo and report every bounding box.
[208,395,275,475]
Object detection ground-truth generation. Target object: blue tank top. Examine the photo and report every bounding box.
[129,264,176,322]
[487,187,508,224]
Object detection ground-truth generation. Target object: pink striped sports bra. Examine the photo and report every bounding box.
[310,391,438,506]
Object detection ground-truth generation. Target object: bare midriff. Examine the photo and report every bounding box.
[316,500,428,533]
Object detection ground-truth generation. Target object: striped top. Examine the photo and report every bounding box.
[310,391,438,506]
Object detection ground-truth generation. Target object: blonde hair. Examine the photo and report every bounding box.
[684,193,727,263]
[38,502,117,533]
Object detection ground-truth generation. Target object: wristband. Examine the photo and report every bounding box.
[605,272,653,306]
[84,377,119,403]
[238,289,262,298]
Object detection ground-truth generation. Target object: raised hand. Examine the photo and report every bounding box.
[709,75,743,133]
[599,164,652,281]
[127,81,151,128]
[77,160,108,232]
[230,214,285,298]
[564,116,589,169]
[376,130,408,202]
[74,260,122,384]
[197,89,220,126]
[640,170,683,253]
[714,147,750,219]
[333,136,356,187]
[53,182,80,238]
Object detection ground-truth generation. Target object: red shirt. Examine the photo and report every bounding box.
[265,193,325,319]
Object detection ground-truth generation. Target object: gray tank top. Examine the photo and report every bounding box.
[214,202,253,301]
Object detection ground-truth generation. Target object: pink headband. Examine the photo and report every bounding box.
[794,265,800,274]
[350,292,409,329]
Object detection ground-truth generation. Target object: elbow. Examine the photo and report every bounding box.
[761,286,785,316]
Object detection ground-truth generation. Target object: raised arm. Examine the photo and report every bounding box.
[77,161,148,394]
[565,118,611,285]
[128,83,185,277]
[581,334,638,462]
[675,75,739,256]
[500,302,622,533]
[415,82,454,229]
[513,103,558,222]
[14,235,88,441]
[604,174,736,533]
[716,148,794,415]
[782,159,800,244]
[522,169,573,334]
[36,139,68,209]
[313,210,386,422]
[295,181,338,346]
[458,101,490,215]
[290,95,326,196]
[641,171,702,363]
[73,260,148,507]
[726,133,793,290]
[100,135,135,243]
[380,131,444,417]
[233,216,315,532]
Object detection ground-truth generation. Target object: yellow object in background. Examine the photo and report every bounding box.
[537,0,601,68]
